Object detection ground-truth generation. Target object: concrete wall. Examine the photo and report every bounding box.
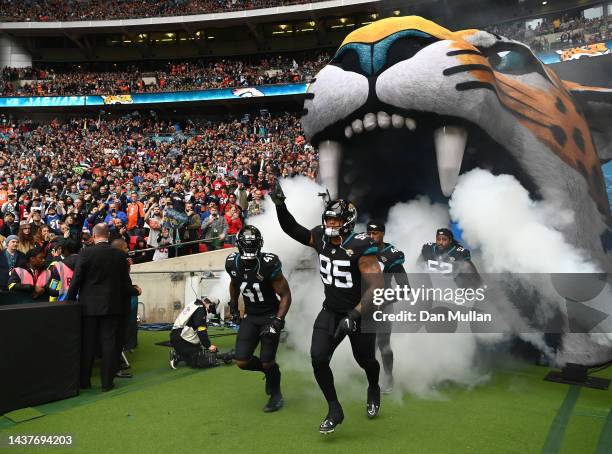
[130,247,236,323]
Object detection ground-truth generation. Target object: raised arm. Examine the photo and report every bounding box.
[269,181,313,247]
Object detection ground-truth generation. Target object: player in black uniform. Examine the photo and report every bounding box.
[366,220,410,394]
[419,228,478,274]
[270,182,383,434]
[226,225,292,413]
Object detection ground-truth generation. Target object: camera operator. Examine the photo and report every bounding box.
[169,298,220,369]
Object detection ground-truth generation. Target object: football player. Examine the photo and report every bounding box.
[419,228,478,275]
[271,182,383,434]
[226,226,292,413]
[366,220,409,394]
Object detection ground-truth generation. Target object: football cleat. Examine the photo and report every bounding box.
[169,350,180,370]
[319,403,344,434]
[367,385,381,419]
[263,393,284,413]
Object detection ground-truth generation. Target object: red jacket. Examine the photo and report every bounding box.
[224,213,243,236]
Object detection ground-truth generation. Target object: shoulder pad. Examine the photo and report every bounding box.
[347,232,377,256]
[455,247,471,259]
[261,253,282,278]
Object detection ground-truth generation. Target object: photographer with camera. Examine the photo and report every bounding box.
[169,298,222,369]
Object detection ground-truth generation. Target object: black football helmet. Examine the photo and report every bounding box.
[322,199,357,238]
[237,225,264,266]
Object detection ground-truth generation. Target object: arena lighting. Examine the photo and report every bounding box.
[340,18,347,23]
[371,13,378,19]
[542,1,547,4]
[393,10,400,16]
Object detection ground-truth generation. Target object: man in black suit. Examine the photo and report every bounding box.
[66,223,141,392]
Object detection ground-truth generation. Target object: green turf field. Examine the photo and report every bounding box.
[1,329,611,454]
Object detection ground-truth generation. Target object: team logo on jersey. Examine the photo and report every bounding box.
[381,256,387,262]
[450,257,456,262]
[257,273,264,281]
[231,271,236,276]
[346,249,354,257]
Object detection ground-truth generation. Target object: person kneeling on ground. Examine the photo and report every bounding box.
[170,298,225,369]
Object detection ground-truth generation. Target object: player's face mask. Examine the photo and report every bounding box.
[324,216,343,238]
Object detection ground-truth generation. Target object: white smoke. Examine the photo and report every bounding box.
[207,170,610,399]
[449,169,611,366]
[449,168,598,273]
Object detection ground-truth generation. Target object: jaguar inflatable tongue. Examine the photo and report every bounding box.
[301,16,612,365]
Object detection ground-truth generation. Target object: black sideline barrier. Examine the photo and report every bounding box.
[0,295,81,414]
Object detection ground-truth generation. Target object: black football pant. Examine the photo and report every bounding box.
[376,320,394,377]
[235,314,282,394]
[81,315,121,390]
[310,308,380,404]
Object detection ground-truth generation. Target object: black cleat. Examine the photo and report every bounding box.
[367,385,381,419]
[263,392,284,412]
[169,350,180,369]
[319,402,344,434]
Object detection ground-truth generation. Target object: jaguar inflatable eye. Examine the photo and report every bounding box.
[331,48,364,74]
[482,43,548,79]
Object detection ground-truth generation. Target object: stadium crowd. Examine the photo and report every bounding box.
[486,12,612,52]
[0,52,330,97]
[0,111,315,283]
[0,0,326,22]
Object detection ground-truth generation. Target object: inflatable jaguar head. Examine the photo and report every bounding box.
[302,16,612,364]
[303,15,612,268]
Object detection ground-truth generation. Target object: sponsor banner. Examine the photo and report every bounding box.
[0,95,86,108]
[0,83,309,108]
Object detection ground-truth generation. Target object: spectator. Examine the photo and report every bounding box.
[153,227,172,261]
[131,237,153,264]
[126,191,145,235]
[17,221,35,254]
[247,189,265,218]
[0,235,25,290]
[201,204,227,251]
[104,202,128,226]
[7,245,54,301]
[180,203,201,256]
[1,212,19,237]
[225,205,243,245]
[144,203,163,249]
[234,182,249,211]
